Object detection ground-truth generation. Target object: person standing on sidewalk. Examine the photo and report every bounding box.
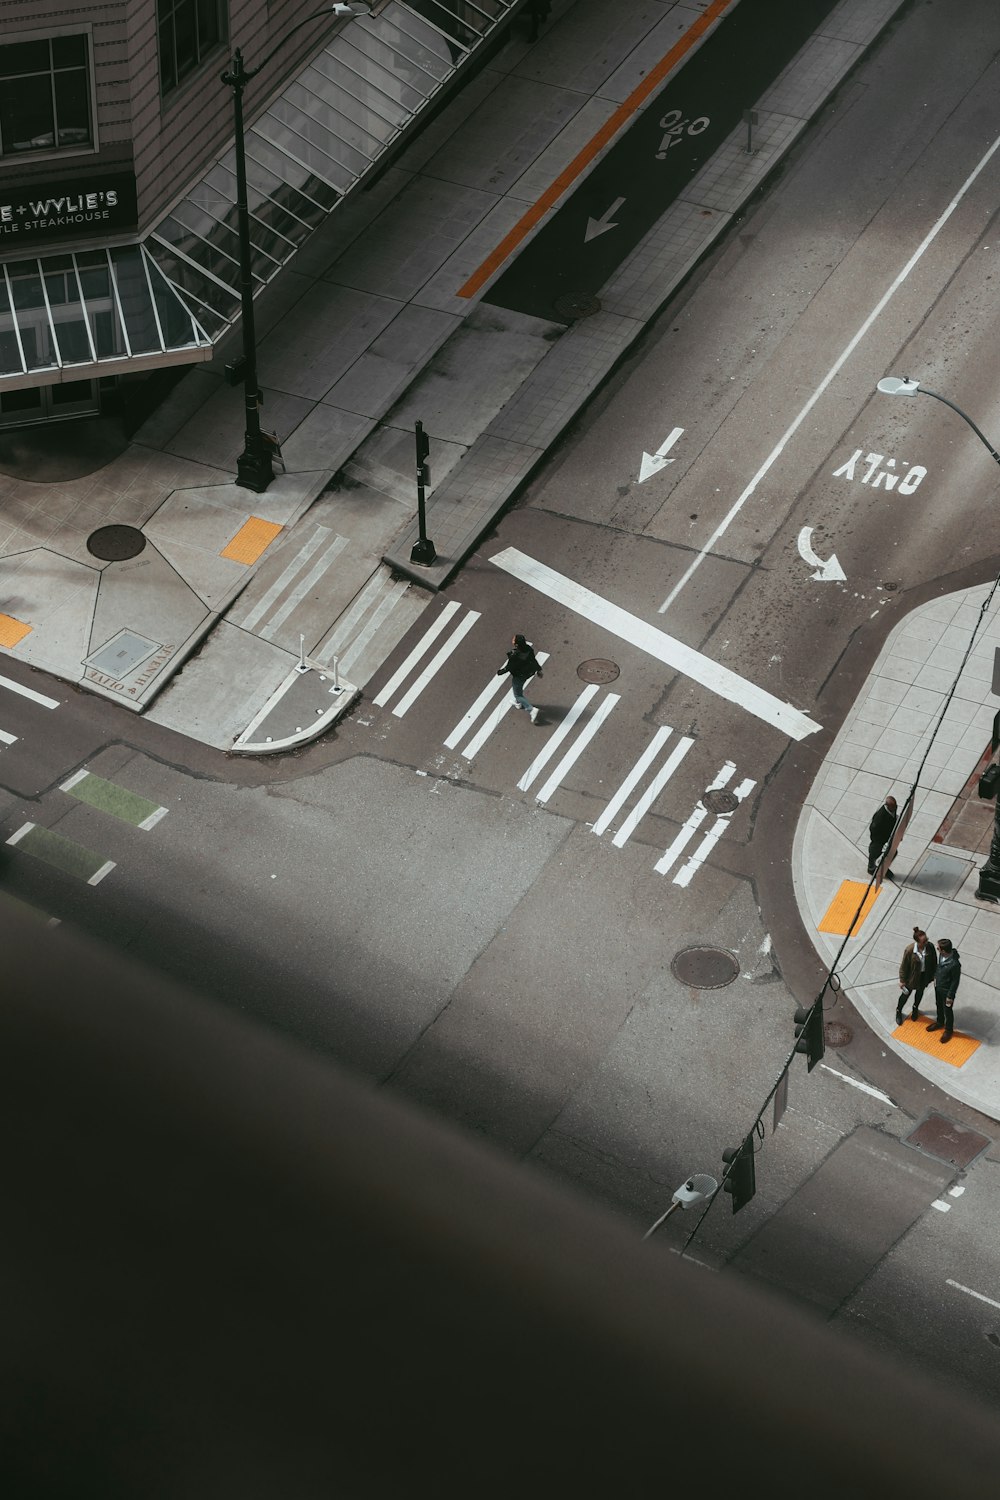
[896,927,936,1025]
[867,794,897,876]
[927,938,961,1042]
[497,634,543,719]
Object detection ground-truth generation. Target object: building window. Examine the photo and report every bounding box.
[159,0,226,96]
[0,34,93,157]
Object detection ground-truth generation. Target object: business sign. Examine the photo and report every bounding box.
[0,171,138,249]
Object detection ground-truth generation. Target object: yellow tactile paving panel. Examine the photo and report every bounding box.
[0,613,32,648]
[818,880,880,936]
[220,517,283,565]
[893,1016,980,1067]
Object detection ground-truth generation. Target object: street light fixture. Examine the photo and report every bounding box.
[642,1173,718,1240]
[877,373,1000,900]
[221,4,373,493]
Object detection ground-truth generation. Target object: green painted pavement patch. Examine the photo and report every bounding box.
[61,771,166,829]
[9,823,114,884]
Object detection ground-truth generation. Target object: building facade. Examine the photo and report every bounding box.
[0,0,521,428]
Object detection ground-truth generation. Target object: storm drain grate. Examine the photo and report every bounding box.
[671,946,739,989]
[87,524,146,561]
[905,1110,991,1170]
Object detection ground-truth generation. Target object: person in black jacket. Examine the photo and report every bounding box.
[868,794,897,876]
[498,634,542,717]
[928,939,961,1043]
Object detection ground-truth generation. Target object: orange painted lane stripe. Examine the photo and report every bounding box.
[457,0,738,299]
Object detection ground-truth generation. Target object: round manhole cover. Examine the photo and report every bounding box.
[704,787,739,815]
[671,946,740,989]
[824,1020,853,1048]
[87,524,146,561]
[577,658,620,684]
[553,291,601,321]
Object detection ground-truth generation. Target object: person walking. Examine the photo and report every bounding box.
[896,927,936,1025]
[927,938,961,1043]
[868,794,897,877]
[497,634,543,719]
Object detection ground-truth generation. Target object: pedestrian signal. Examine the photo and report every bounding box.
[721,1137,756,1214]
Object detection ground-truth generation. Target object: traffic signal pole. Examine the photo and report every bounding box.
[410,420,437,566]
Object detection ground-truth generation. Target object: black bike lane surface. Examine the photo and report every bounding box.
[484,0,842,322]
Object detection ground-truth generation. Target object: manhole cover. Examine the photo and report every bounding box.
[824,1020,853,1048]
[905,1111,991,1170]
[577,658,620,684]
[553,291,601,321]
[87,524,146,561]
[671,946,739,989]
[704,788,739,814]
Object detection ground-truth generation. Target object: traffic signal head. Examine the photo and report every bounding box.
[415,421,430,464]
[794,1003,825,1072]
[721,1138,756,1214]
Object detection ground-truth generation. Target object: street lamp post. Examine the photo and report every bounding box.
[877,374,1000,901]
[221,4,372,493]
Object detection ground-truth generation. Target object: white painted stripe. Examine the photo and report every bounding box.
[654,762,735,875]
[672,776,755,887]
[393,610,480,718]
[139,806,168,831]
[491,548,819,741]
[593,725,672,837]
[374,601,461,708]
[659,129,1000,616]
[612,734,694,848]
[931,1201,951,1213]
[536,692,619,804]
[61,769,89,791]
[0,729,17,747]
[7,821,34,846]
[88,860,116,886]
[260,535,349,639]
[517,684,598,792]
[314,569,391,661]
[241,525,332,630]
[446,676,513,751]
[336,582,409,674]
[946,1280,1000,1311]
[818,1065,895,1104]
[0,674,59,709]
[454,653,550,758]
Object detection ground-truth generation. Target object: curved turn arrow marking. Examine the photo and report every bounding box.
[797,526,845,582]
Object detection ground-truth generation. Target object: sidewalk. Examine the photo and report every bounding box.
[795,585,1000,1123]
[0,0,906,753]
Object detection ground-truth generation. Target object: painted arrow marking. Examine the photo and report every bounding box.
[797,526,845,582]
[490,547,821,742]
[638,425,684,483]
[584,196,626,242]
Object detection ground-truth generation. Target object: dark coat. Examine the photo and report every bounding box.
[934,949,961,1002]
[868,802,896,862]
[899,941,936,990]
[498,643,542,683]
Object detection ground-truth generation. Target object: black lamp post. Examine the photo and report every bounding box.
[877,375,1000,900]
[221,4,372,493]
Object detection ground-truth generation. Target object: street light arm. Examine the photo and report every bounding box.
[917,386,1000,468]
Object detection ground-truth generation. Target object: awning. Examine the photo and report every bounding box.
[145,0,518,341]
[0,244,213,391]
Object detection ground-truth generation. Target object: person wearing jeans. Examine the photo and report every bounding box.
[497,634,543,718]
[896,927,936,1025]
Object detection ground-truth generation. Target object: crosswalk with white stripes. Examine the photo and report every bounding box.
[373,604,757,886]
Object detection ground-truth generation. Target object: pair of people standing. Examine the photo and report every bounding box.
[897,928,961,1042]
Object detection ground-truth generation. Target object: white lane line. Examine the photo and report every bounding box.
[261,535,350,640]
[139,806,169,831]
[393,610,480,718]
[946,1280,1000,1311]
[374,601,462,707]
[61,769,88,791]
[612,734,694,848]
[491,548,819,741]
[457,654,551,759]
[818,1065,895,1105]
[536,692,619,804]
[241,525,333,630]
[462,695,518,759]
[654,761,734,875]
[7,821,34,845]
[593,726,673,837]
[0,674,59,709]
[518,684,598,792]
[0,729,17,747]
[658,127,1000,616]
[336,581,409,674]
[932,1201,951,1214]
[671,776,755,886]
[88,860,116,886]
[445,676,510,750]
